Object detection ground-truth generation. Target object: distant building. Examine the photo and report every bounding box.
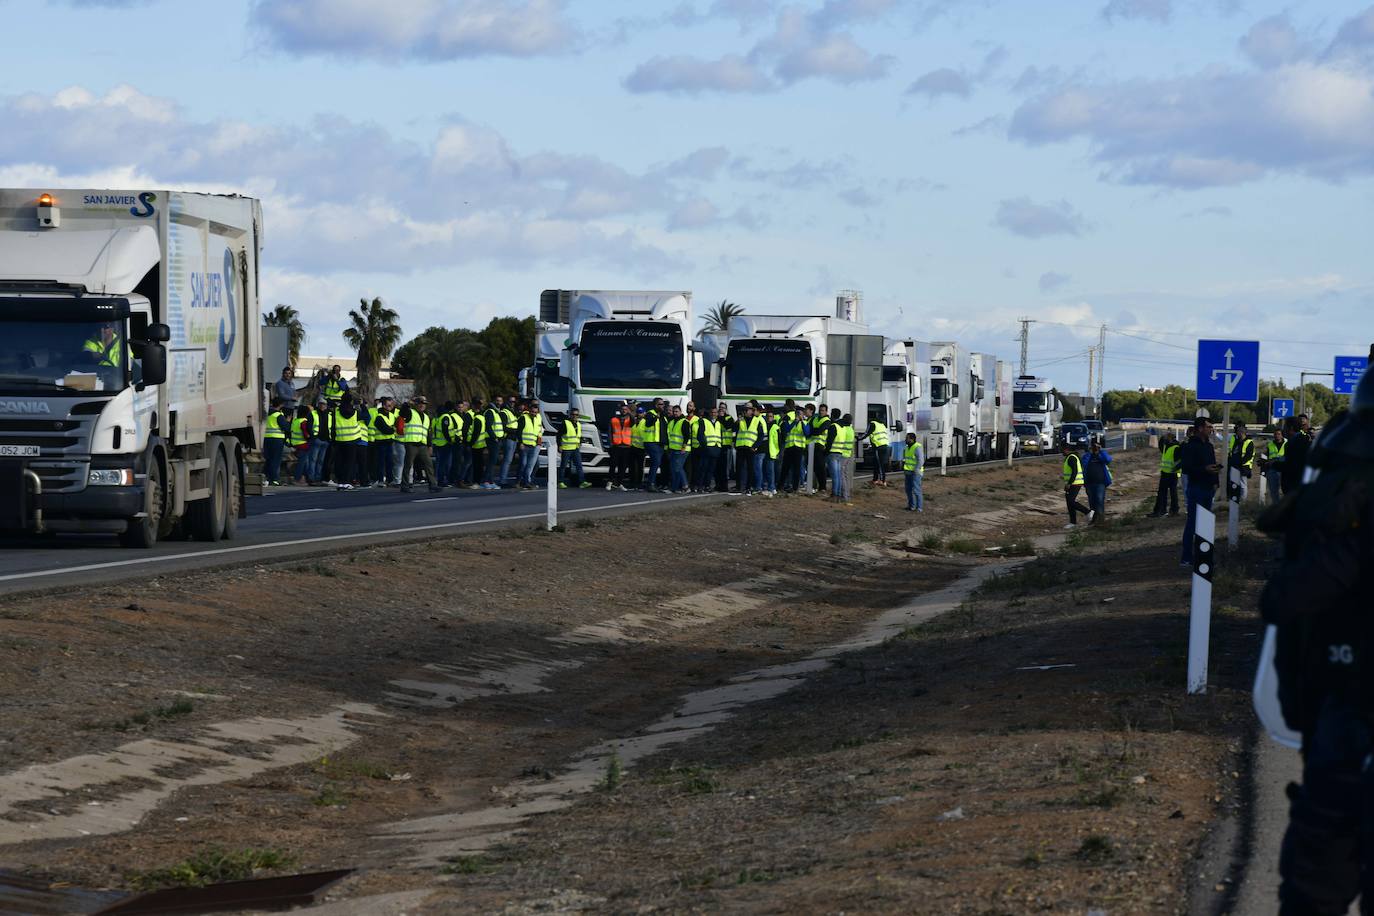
[1060,391,1098,417]
[292,355,394,385]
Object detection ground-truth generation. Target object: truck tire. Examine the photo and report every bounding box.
[187,449,228,542]
[222,449,240,540]
[119,460,163,548]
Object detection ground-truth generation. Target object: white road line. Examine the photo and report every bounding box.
[264,508,325,516]
[0,493,720,585]
[412,497,459,503]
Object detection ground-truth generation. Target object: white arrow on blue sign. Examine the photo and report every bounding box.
[1271,398,1294,419]
[1334,355,1368,395]
[1196,339,1260,403]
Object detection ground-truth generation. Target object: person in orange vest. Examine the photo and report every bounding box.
[608,401,634,491]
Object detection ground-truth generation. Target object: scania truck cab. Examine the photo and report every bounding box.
[0,189,263,546]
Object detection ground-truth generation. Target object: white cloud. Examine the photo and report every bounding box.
[1101,0,1172,23]
[1239,14,1307,69]
[1039,271,1071,293]
[1010,9,1374,189]
[624,54,775,94]
[906,66,971,98]
[250,0,579,60]
[993,197,1089,238]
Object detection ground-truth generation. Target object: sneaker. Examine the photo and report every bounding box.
[468,484,481,490]
[617,484,628,492]
[1063,523,1077,529]
[559,483,568,489]
[579,482,592,488]
[1087,510,1096,524]
[605,482,613,490]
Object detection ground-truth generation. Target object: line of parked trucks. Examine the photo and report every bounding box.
[0,189,1070,547]
[523,289,1067,474]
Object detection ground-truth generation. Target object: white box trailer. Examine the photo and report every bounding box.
[0,189,263,545]
[929,341,971,463]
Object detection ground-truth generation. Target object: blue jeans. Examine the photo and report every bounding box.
[519,444,538,486]
[1181,483,1215,563]
[560,449,585,485]
[905,471,923,510]
[643,443,664,490]
[434,444,454,486]
[305,438,328,481]
[828,454,845,499]
[750,451,765,491]
[454,445,471,485]
[669,450,689,491]
[263,438,285,482]
[391,441,405,483]
[498,439,517,486]
[761,456,776,492]
[1086,483,1106,516]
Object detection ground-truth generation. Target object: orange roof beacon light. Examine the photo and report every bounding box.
[36,192,59,229]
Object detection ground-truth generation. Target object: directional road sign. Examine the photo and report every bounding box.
[1271,398,1294,420]
[1334,355,1368,395]
[1196,339,1260,403]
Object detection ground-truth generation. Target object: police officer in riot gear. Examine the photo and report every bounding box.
[1260,367,1374,915]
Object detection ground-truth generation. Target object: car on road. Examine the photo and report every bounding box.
[1082,419,1105,443]
[1058,422,1090,448]
[1014,423,1043,454]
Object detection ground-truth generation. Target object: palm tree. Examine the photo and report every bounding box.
[262,304,306,368]
[342,297,403,403]
[414,329,489,404]
[703,300,745,332]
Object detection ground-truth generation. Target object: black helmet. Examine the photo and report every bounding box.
[1353,366,1374,416]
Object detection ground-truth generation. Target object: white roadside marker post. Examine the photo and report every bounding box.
[1188,505,1216,695]
[545,434,558,530]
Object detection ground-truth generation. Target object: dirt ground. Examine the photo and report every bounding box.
[0,447,1266,913]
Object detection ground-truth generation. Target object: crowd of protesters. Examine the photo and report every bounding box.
[260,367,928,510]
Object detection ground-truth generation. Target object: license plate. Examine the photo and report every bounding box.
[0,445,40,457]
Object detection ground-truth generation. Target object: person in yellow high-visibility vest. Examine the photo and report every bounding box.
[1150,431,1181,517]
[1060,441,1092,527]
[399,396,441,494]
[559,407,591,488]
[902,433,924,511]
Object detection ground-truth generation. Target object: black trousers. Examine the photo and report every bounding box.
[610,445,632,485]
[736,446,755,492]
[1279,698,1372,915]
[332,441,359,485]
[470,447,486,486]
[812,445,828,491]
[628,447,644,488]
[716,448,731,492]
[1153,474,1179,515]
[781,447,804,491]
[1065,485,1090,523]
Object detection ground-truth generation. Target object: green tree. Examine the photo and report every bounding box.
[342,297,402,403]
[475,316,536,394]
[262,304,306,368]
[390,326,447,379]
[414,329,489,404]
[703,300,745,332]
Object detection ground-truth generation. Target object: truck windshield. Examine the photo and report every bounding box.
[726,340,811,396]
[0,319,133,394]
[578,322,683,390]
[1013,391,1049,412]
[537,362,570,404]
[931,378,951,407]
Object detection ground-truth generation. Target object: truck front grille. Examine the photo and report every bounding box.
[27,461,89,495]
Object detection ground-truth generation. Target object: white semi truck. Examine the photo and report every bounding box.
[550,290,699,469]
[1011,375,1061,449]
[929,341,971,464]
[0,189,263,546]
[870,338,931,468]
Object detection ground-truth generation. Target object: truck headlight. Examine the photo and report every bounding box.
[89,469,134,486]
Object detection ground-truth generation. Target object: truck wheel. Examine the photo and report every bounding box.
[119,460,162,548]
[187,450,228,542]
[222,450,240,540]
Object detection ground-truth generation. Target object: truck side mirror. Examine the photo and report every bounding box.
[140,343,167,386]
[145,323,171,343]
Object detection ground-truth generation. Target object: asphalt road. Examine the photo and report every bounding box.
[0,482,726,596]
[0,438,1094,597]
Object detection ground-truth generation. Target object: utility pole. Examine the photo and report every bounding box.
[1095,324,1107,418]
[1086,348,1095,412]
[1018,317,1034,377]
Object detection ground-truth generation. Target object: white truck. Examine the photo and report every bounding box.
[929,341,971,464]
[551,290,700,469]
[868,338,931,468]
[0,189,263,546]
[1011,375,1061,449]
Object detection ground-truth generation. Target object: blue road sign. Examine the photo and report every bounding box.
[1196,339,1260,403]
[1334,355,1368,395]
[1272,398,1294,419]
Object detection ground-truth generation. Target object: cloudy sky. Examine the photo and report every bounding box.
[3,0,1371,392]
